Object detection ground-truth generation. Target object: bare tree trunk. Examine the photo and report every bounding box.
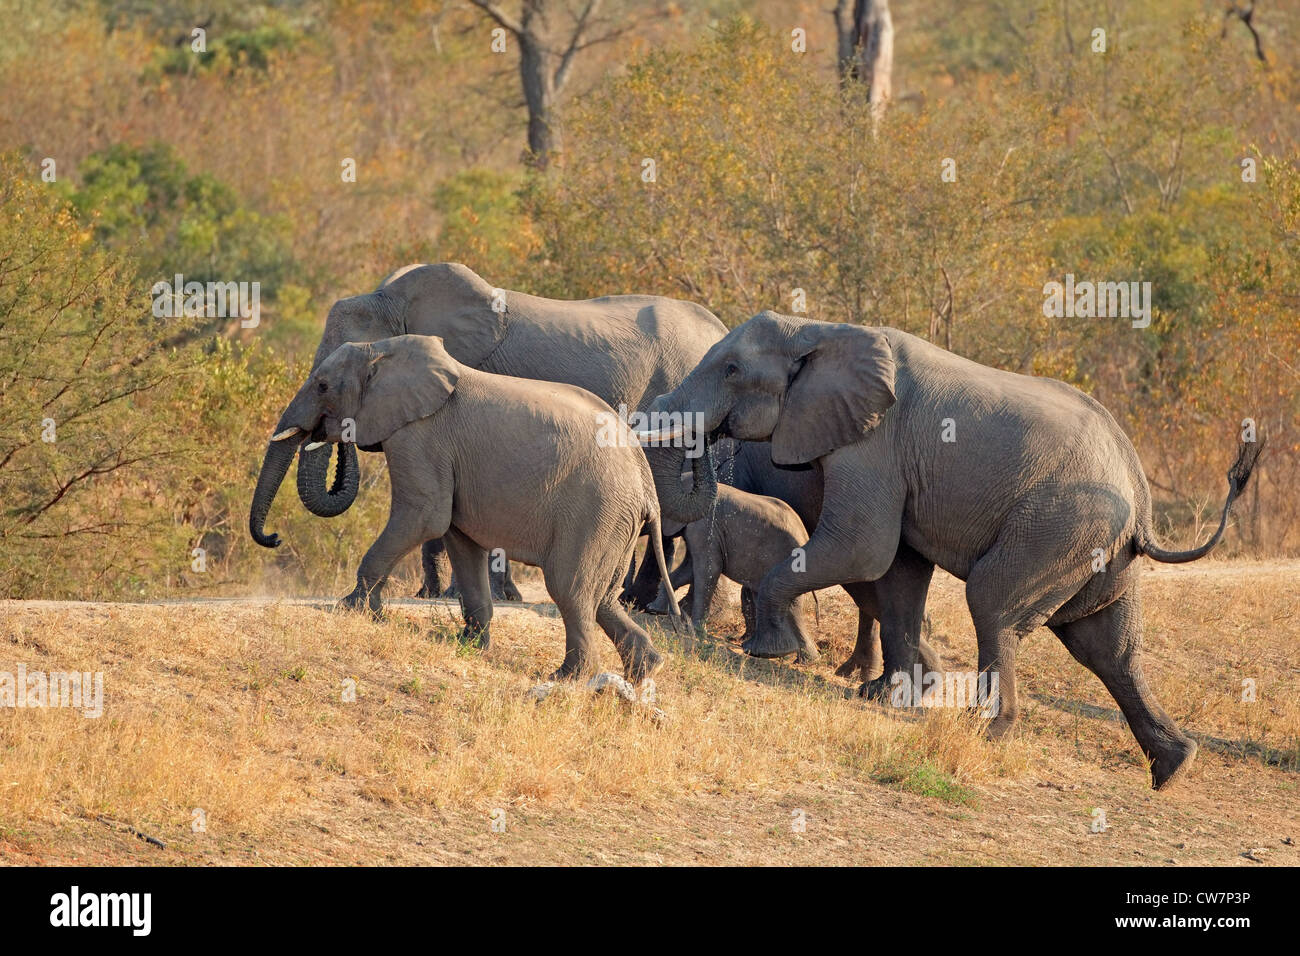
[471,0,606,170]
[517,14,561,167]
[834,0,894,130]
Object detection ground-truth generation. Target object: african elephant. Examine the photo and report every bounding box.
[677,484,818,659]
[247,262,726,604]
[263,334,680,682]
[658,438,942,677]
[639,311,1262,790]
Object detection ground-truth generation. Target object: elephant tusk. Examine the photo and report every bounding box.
[633,426,686,445]
[303,441,326,451]
[271,427,301,441]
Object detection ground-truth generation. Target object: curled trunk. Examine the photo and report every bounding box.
[249,437,302,548]
[296,442,360,518]
[647,442,717,525]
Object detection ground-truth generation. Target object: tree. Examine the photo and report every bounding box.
[834,0,894,129]
[0,155,202,596]
[468,0,659,169]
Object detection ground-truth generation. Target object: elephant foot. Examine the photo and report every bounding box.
[835,649,878,681]
[623,643,664,684]
[1150,736,1197,792]
[859,675,894,702]
[644,590,674,616]
[741,628,800,659]
[985,712,1018,740]
[458,624,490,651]
[338,588,382,620]
[414,584,437,599]
[499,581,523,602]
[918,639,943,675]
[548,660,591,682]
[621,581,662,613]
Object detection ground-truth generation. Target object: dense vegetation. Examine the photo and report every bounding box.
[1,0,1297,598]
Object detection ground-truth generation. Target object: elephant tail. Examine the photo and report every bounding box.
[1137,438,1264,564]
[645,506,684,620]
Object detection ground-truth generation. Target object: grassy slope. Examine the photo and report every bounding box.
[0,562,1296,866]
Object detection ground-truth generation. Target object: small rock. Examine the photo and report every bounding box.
[526,681,558,702]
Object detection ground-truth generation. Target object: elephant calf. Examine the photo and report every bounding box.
[676,486,819,662]
[256,334,679,683]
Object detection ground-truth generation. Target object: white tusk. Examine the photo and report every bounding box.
[303,441,326,451]
[632,426,686,445]
[271,427,301,441]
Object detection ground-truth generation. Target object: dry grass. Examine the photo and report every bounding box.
[0,560,1296,866]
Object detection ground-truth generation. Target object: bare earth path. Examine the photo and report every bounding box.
[1,560,1296,866]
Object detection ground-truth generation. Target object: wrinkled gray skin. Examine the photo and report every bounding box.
[660,439,942,677]
[645,312,1263,790]
[265,334,680,683]
[247,263,726,602]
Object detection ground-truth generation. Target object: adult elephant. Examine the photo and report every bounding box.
[248,263,725,599]
[638,311,1262,790]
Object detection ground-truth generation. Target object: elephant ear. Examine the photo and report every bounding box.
[770,324,896,465]
[352,335,460,446]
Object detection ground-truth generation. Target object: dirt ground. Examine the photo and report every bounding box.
[0,560,1296,866]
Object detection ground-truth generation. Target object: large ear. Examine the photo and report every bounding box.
[352,335,459,446]
[770,323,896,465]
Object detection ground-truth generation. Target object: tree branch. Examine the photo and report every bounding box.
[468,0,524,37]
[554,0,602,92]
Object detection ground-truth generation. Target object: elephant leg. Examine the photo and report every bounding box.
[836,581,881,680]
[647,541,692,614]
[341,504,429,617]
[494,560,523,602]
[596,592,664,684]
[859,545,936,701]
[788,595,819,664]
[442,527,493,649]
[669,547,694,590]
[961,556,1071,738]
[739,586,755,643]
[416,538,451,598]
[748,529,895,661]
[687,539,724,632]
[1050,587,1196,791]
[749,480,904,661]
[622,535,675,611]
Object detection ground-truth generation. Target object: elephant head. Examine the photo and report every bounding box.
[250,335,460,548]
[250,264,504,543]
[637,311,896,466]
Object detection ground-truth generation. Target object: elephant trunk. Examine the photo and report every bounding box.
[648,441,717,525]
[296,441,360,518]
[249,436,302,548]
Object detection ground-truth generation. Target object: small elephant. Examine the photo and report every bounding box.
[257,334,680,683]
[678,485,818,662]
[641,312,1263,789]
[668,483,943,676]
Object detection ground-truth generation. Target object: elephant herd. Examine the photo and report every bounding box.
[249,263,1261,792]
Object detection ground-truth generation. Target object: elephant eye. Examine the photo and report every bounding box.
[317,381,328,393]
[724,362,740,380]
